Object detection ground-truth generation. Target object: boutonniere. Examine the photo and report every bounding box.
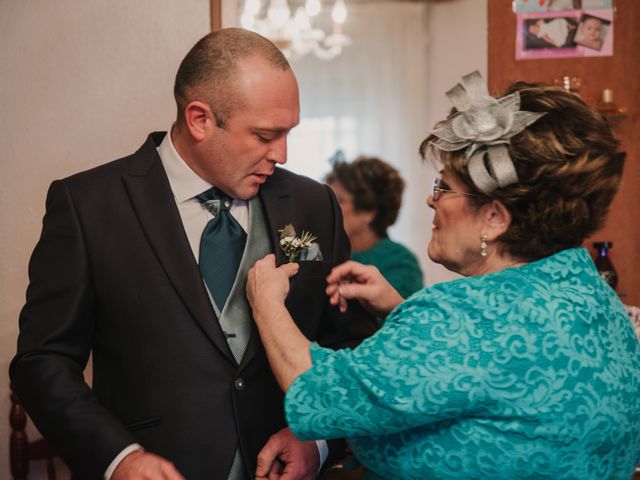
[278,224,317,263]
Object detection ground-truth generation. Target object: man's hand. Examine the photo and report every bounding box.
[111,450,185,480]
[256,427,319,480]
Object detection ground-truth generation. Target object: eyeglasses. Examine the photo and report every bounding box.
[431,178,483,201]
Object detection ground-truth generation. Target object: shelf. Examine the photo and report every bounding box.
[604,113,629,122]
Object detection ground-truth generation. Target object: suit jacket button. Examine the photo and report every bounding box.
[234,378,245,390]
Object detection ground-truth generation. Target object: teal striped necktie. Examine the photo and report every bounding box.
[197,187,247,312]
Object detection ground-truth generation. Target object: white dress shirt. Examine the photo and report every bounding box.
[157,127,249,257]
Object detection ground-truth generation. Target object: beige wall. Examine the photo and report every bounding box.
[0,0,484,476]
[0,1,209,477]
[421,0,488,285]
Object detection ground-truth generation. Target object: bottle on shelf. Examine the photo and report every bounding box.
[553,76,581,94]
[593,241,618,290]
[597,89,618,116]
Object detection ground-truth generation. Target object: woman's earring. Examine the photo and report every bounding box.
[480,233,488,257]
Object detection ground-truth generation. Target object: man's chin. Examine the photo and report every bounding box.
[235,184,261,200]
[233,175,274,199]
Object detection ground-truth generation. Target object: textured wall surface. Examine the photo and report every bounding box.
[0,1,209,477]
[422,0,488,285]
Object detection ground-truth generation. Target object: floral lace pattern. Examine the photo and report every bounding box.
[285,248,640,479]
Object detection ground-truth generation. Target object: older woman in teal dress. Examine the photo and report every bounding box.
[247,73,640,479]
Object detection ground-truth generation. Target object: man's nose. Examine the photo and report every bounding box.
[266,136,287,165]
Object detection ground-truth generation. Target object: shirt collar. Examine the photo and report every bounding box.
[157,126,212,204]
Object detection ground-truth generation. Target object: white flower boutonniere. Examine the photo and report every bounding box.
[279,224,318,263]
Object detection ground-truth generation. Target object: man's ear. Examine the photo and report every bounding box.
[482,200,512,241]
[183,101,211,142]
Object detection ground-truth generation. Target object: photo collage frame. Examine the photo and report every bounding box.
[514,0,614,59]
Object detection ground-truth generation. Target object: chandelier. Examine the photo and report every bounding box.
[240,0,351,61]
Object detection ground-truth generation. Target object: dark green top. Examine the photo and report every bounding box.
[352,237,423,299]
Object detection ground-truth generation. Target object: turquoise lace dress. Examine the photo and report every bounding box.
[285,248,640,479]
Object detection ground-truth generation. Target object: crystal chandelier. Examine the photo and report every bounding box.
[240,0,351,61]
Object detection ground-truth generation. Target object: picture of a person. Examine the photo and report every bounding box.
[527,17,576,48]
[516,0,579,10]
[575,15,608,50]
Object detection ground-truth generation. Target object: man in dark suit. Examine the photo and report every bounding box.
[10,28,375,480]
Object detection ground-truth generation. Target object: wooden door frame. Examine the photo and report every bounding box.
[211,0,222,31]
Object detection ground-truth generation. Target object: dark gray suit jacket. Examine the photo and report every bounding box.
[10,132,376,479]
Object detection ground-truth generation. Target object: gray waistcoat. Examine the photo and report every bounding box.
[215,197,271,480]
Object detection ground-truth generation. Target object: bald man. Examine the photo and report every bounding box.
[11,28,375,480]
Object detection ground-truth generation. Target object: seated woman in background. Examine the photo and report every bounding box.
[247,72,640,479]
[325,156,423,299]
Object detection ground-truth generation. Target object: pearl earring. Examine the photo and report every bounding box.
[480,234,488,257]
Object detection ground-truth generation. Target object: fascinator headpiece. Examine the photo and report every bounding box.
[429,71,546,194]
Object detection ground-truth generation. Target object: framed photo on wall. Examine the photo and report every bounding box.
[516,9,613,58]
[574,13,611,50]
[513,0,612,13]
[522,15,578,49]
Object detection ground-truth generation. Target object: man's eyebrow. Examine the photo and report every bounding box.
[253,126,296,134]
[253,127,283,132]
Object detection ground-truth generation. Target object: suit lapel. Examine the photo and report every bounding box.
[238,169,295,370]
[122,133,235,364]
[258,169,295,266]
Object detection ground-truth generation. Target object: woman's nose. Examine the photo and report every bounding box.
[426,194,435,209]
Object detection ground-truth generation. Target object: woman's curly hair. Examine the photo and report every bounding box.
[420,82,626,262]
[325,156,405,237]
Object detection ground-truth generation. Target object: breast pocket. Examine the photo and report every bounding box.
[295,260,329,279]
[124,416,162,432]
[286,261,330,324]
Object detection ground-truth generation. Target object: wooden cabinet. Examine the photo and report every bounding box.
[488,0,639,305]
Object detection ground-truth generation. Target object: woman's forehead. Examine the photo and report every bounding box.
[441,168,469,190]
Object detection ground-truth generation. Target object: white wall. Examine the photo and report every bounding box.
[0,0,485,477]
[422,0,488,285]
[0,1,209,477]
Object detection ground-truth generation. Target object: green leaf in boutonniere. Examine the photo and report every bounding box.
[278,224,318,263]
